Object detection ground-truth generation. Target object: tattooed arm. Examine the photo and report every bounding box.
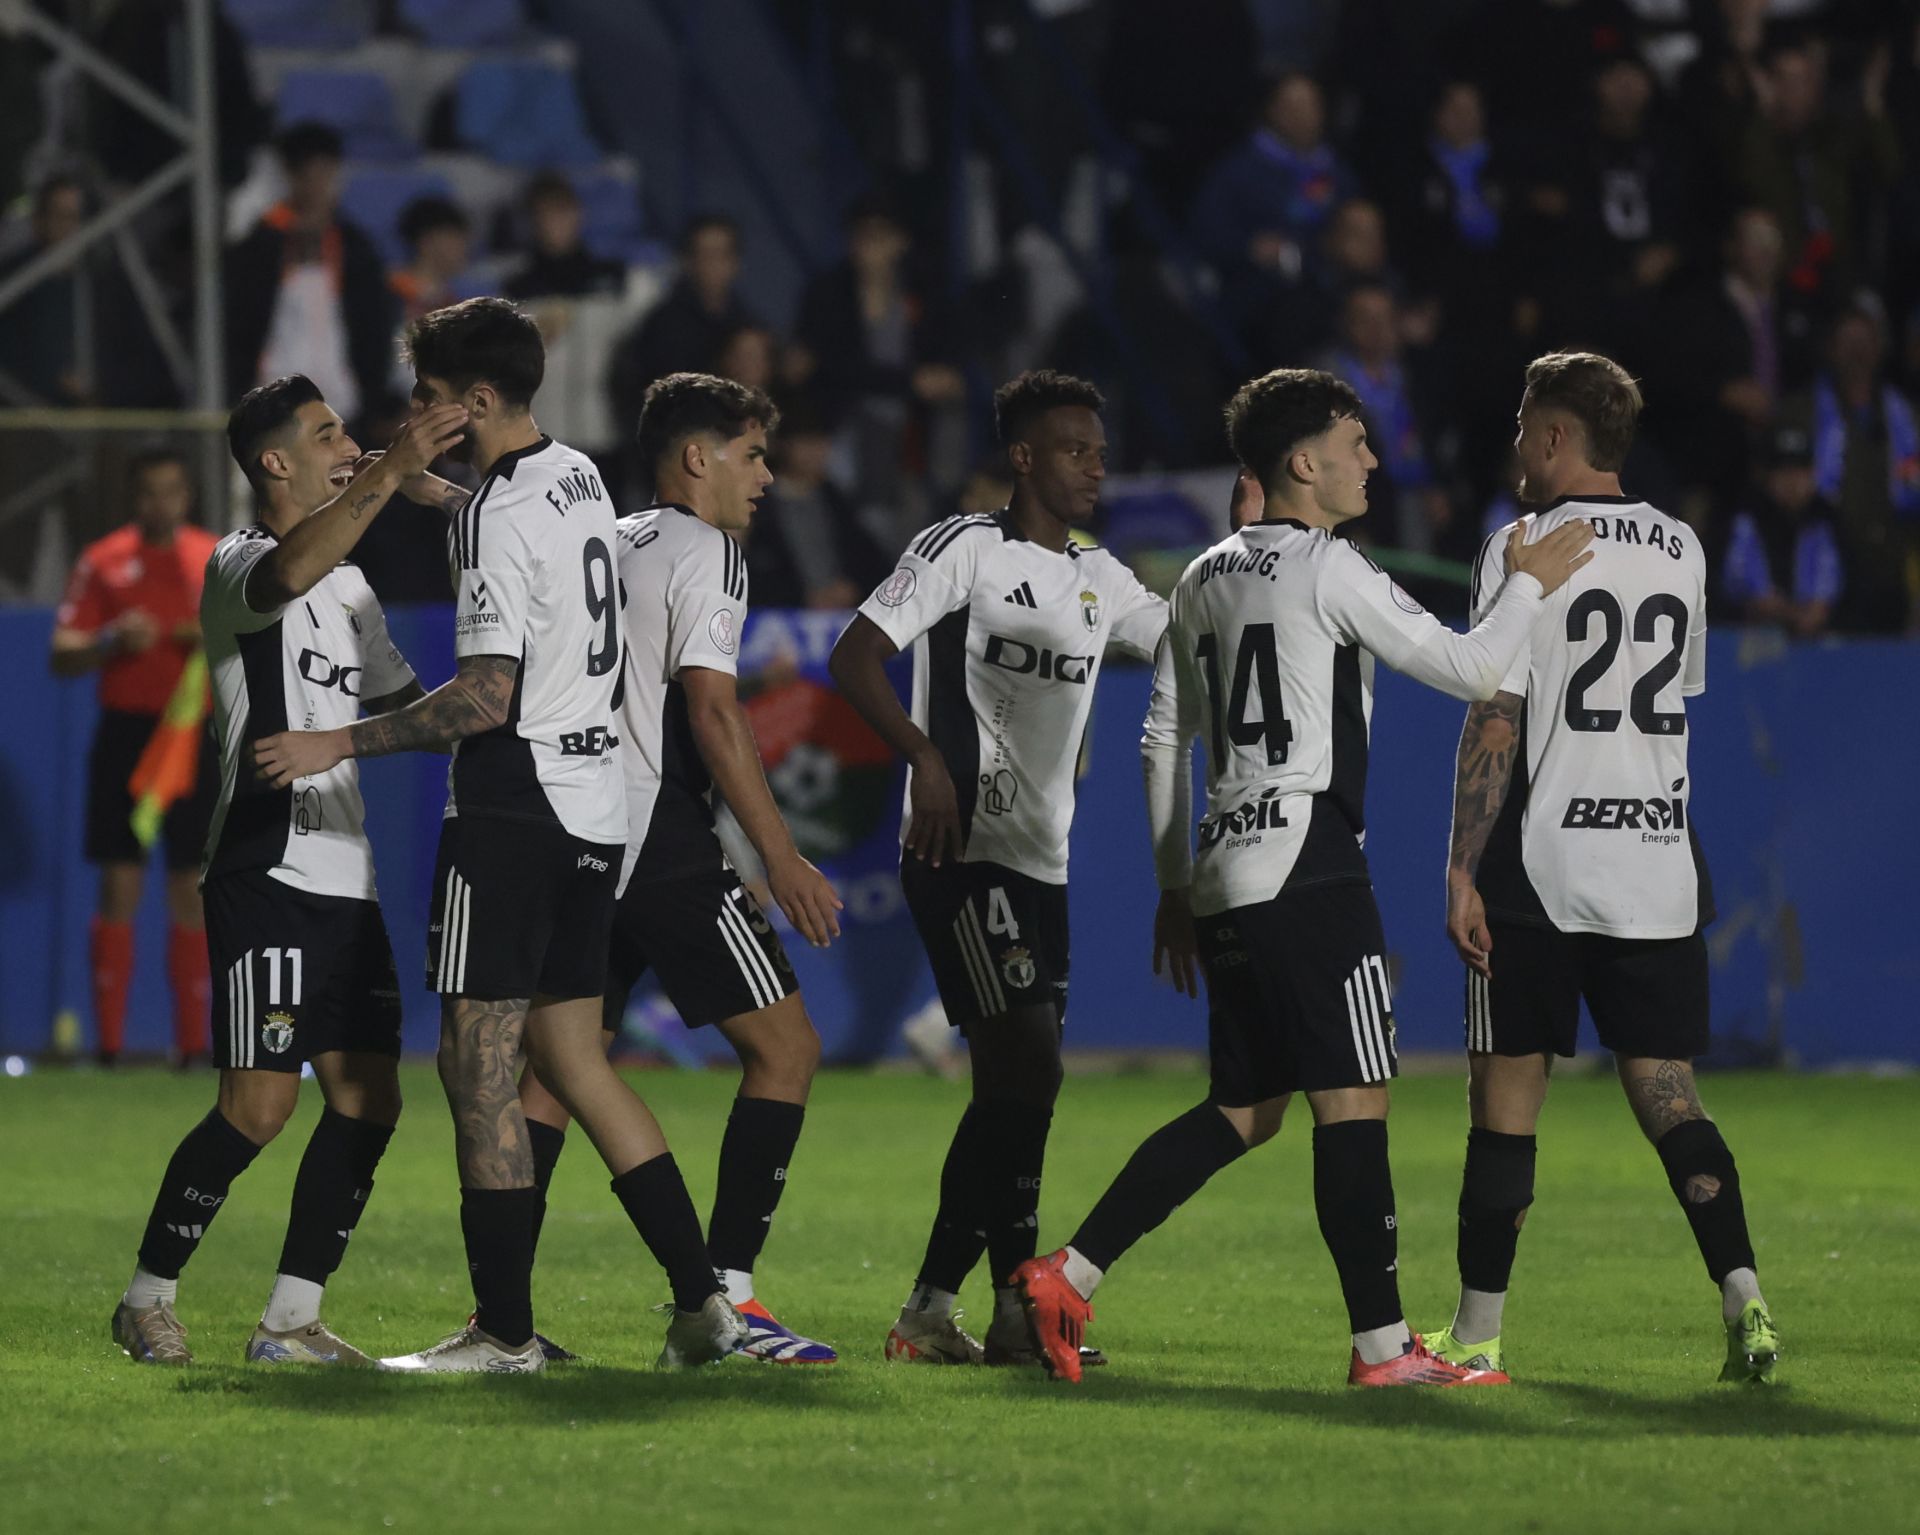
[360,678,428,719]
[251,656,516,787]
[1445,688,1525,977]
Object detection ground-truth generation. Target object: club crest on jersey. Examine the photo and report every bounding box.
[1079,589,1101,631]
[1389,582,1424,615]
[877,566,916,607]
[261,1012,295,1055]
[1001,946,1036,990]
[709,609,736,655]
[341,603,363,635]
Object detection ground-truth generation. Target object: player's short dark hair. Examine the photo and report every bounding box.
[637,371,779,472]
[1223,368,1363,488]
[126,444,190,488]
[1522,351,1642,472]
[680,213,739,254]
[404,296,545,407]
[227,374,325,495]
[993,370,1104,445]
[274,121,344,170]
[398,195,468,250]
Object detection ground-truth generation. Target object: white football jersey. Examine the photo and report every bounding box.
[610,502,748,894]
[1472,495,1712,939]
[856,511,1167,884]
[446,436,626,846]
[1144,517,1546,917]
[201,527,416,900]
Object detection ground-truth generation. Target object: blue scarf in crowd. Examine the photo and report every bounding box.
[1430,139,1500,249]
[1250,130,1344,233]
[1812,377,1920,517]
[1328,351,1430,487]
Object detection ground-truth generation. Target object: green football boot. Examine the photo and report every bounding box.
[1423,1324,1504,1376]
[1718,1298,1779,1383]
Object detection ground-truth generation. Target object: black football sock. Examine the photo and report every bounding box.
[1070,1102,1249,1273]
[276,1109,394,1283]
[135,1109,264,1280]
[1312,1120,1403,1335]
[974,1099,1053,1287]
[1655,1120,1756,1284]
[460,1187,538,1348]
[707,1096,806,1278]
[526,1117,568,1263]
[1456,1127,1537,1295]
[611,1153,722,1312]
[914,1105,989,1295]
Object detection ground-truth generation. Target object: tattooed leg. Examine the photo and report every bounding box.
[438,995,533,1189]
[1617,1055,1709,1144]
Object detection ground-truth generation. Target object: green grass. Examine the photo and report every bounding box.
[4,1065,1915,1535]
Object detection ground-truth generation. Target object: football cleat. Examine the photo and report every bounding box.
[1422,1324,1504,1376]
[245,1320,374,1366]
[467,1311,576,1364]
[112,1301,192,1365]
[658,1294,749,1369]
[1719,1299,1780,1384]
[734,1298,837,1363]
[1011,1251,1094,1383]
[884,1306,985,1366]
[1348,1335,1510,1387]
[379,1325,545,1373]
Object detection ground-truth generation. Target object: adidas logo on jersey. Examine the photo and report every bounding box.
[1003,582,1037,607]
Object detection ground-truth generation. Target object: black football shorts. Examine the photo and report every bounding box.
[900,857,1069,1030]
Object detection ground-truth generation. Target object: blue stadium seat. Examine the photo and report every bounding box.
[340,168,457,269]
[570,171,647,263]
[451,61,601,168]
[398,0,527,48]
[276,70,415,163]
[225,0,373,49]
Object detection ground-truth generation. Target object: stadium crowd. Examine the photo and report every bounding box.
[2,0,1916,631]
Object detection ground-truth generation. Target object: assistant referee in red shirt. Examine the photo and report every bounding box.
[50,448,220,1065]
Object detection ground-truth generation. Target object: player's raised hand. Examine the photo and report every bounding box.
[905,750,963,868]
[1152,887,1201,999]
[384,403,469,478]
[1446,872,1493,979]
[253,727,347,789]
[1505,518,1595,595]
[767,850,844,949]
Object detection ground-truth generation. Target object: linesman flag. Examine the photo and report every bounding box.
[128,650,209,849]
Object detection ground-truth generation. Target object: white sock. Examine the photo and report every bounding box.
[1353,1321,1413,1366]
[261,1275,325,1333]
[992,1284,1023,1328]
[1720,1268,1763,1324]
[1062,1245,1104,1301]
[718,1268,755,1307]
[1451,1286,1506,1345]
[906,1283,957,1318]
[123,1267,177,1310]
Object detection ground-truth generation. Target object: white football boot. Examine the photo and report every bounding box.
[380,1324,545,1373]
[658,1294,749,1368]
[245,1319,374,1366]
[884,1305,985,1365]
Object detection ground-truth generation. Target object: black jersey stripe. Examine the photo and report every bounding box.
[1469,527,1500,612]
[917,515,995,564]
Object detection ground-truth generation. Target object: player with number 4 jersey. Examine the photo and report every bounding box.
[1429,352,1778,1385]
[832,372,1165,1368]
[1015,368,1595,1388]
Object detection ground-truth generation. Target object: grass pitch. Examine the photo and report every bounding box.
[4,1064,1914,1535]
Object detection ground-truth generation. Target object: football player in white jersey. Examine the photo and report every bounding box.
[256,300,745,1372]
[1015,368,1595,1386]
[112,374,468,1368]
[1425,352,1779,1383]
[831,371,1168,1367]
[511,372,844,1364]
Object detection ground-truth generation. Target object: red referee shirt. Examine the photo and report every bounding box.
[56,523,220,715]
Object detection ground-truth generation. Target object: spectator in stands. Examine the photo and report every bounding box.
[0,175,89,403]
[792,196,965,518]
[502,172,625,301]
[714,323,779,396]
[1732,34,1902,306]
[1656,206,1816,512]
[1321,282,1451,554]
[224,123,395,429]
[1720,423,1843,638]
[1190,71,1357,350]
[389,196,475,325]
[745,396,893,610]
[48,447,218,1067]
[1780,307,1920,632]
